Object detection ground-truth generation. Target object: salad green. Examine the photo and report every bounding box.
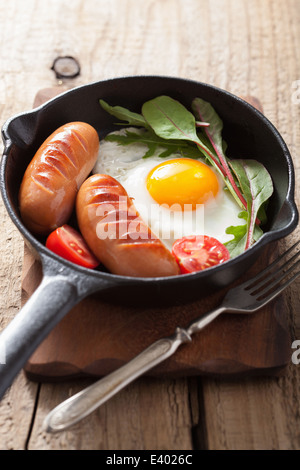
[99,95,273,257]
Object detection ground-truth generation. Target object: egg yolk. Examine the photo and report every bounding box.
[146,158,219,210]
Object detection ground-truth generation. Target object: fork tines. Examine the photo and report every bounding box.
[244,239,300,301]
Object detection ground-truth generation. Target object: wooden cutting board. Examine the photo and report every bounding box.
[22,88,291,382]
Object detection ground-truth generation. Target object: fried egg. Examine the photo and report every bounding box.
[93,128,244,249]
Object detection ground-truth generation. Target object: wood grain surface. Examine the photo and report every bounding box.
[0,0,299,451]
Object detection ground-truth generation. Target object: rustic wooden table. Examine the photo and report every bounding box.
[0,0,299,451]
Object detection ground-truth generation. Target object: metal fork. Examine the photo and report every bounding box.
[44,239,300,433]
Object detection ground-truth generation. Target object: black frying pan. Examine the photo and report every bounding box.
[0,76,298,399]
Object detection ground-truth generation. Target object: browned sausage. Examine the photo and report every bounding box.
[19,122,99,235]
[76,174,180,277]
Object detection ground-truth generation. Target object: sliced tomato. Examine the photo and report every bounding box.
[172,235,230,274]
[46,224,100,269]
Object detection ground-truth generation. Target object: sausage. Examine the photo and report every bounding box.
[19,122,99,235]
[76,174,180,278]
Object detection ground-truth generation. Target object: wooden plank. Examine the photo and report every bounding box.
[195,0,300,450]
[0,4,40,446]
[27,378,195,450]
[0,0,299,451]
[201,365,300,450]
[0,0,198,451]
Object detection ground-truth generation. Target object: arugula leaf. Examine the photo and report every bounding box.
[104,128,200,159]
[229,159,273,249]
[225,212,263,257]
[99,99,148,127]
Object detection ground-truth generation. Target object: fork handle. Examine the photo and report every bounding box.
[44,327,192,433]
[44,305,227,433]
[186,305,227,335]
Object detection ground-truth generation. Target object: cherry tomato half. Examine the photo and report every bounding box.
[172,235,230,274]
[46,224,100,269]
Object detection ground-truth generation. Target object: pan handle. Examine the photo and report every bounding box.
[0,253,110,400]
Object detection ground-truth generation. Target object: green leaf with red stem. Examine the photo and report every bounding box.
[225,211,263,257]
[192,97,248,210]
[142,95,233,183]
[228,159,273,249]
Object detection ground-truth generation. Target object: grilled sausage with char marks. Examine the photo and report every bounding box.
[76,174,180,277]
[19,122,99,235]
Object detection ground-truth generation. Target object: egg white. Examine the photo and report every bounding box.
[93,128,245,249]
